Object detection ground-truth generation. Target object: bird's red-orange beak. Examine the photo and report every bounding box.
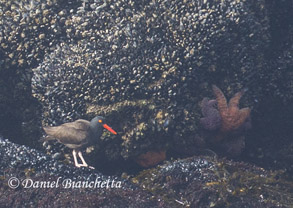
[103,124,117,135]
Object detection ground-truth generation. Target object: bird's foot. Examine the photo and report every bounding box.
[75,164,95,169]
[75,164,82,168]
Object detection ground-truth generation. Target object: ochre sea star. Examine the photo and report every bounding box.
[212,85,250,140]
[200,97,222,131]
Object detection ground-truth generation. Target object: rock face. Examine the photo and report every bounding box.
[0,0,293,205]
[0,136,167,207]
[1,136,292,207]
[134,156,293,207]
[1,0,292,169]
[29,0,269,162]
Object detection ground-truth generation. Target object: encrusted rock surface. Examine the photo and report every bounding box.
[29,0,269,162]
[134,156,293,207]
[1,136,293,207]
[0,0,293,206]
[0,136,168,207]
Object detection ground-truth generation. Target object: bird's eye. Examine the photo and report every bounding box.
[98,119,103,123]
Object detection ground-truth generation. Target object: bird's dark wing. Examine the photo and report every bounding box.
[60,119,91,130]
[43,119,91,145]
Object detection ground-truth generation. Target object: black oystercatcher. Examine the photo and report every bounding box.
[42,116,117,169]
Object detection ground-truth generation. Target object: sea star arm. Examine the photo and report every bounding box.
[228,90,245,108]
[201,98,209,116]
[212,85,228,112]
[237,108,251,123]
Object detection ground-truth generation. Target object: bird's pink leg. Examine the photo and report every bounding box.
[72,149,81,168]
[78,151,94,169]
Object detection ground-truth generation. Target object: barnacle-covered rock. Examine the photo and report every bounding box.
[0,0,83,144]
[0,0,293,205]
[0,0,81,69]
[1,0,292,174]
[2,136,292,207]
[0,136,169,207]
[133,156,293,207]
[31,0,269,163]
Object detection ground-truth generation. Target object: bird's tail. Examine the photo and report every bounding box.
[40,126,57,142]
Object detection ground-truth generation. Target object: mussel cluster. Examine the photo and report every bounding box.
[1,0,269,159]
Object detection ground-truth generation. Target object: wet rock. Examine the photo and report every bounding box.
[0,0,292,184]
[30,0,270,163]
[243,0,293,172]
[134,156,293,207]
[0,136,168,207]
[2,136,292,207]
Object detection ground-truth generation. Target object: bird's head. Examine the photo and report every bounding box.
[91,116,117,136]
